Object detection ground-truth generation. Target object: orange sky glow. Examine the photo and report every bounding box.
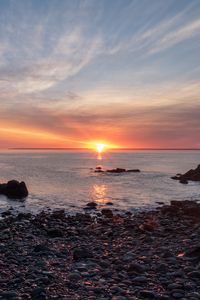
[0,1,200,149]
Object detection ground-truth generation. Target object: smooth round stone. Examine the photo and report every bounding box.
[172,292,184,298]
[156,295,170,300]
[0,291,18,298]
[139,290,155,298]
[133,276,147,283]
[188,271,200,278]
[168,283,183,290]
[68,272,81,281]
[111,297,129,300]
[188,291,200,298]
[110,286,125,294]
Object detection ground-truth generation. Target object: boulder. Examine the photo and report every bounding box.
[94,167,141,174]
[171,164,200,183]
[106,168,141,173]
[161,200,200,218]
[86,202,97,208]
[94,166,103,173]
[0,180,28,199]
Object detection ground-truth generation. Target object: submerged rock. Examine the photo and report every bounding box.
[0,180,28,199]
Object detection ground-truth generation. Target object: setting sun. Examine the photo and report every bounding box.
[96,143,106,154]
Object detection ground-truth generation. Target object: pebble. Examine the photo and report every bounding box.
[68,272,81,281]
[139,290,155,298]
[133,276,147,283]
[1,200,200,299]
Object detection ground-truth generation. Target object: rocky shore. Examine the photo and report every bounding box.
[1,201,200,300]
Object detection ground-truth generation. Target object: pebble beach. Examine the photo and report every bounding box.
[1,200,200,300]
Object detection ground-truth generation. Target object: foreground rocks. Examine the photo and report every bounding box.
[1,201,200,299]
[171,164,200,184]
[95,167,141,173]
[0,180,28,199]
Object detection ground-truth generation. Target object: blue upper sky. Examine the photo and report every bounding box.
[0,0,200,148]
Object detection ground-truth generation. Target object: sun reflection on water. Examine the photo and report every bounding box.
[93,184,108,204]
[97,153,102,160]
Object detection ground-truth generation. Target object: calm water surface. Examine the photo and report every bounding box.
[0,150,200,213]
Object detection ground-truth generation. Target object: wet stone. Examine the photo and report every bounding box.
[139,290,156,298]
[68,272,81,281]
[132,276,147,283]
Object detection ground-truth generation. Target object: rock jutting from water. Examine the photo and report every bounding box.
[1,200,200,299]
[94,166,141,173]
[0,180,28,199]
[171,164,200,184]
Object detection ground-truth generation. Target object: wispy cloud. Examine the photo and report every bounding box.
[148,18,200,54]
[0,0,200,147]
[0,26,103,94]
[99,1,200,58]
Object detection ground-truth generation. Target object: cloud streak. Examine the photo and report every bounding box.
[0,0,200,147]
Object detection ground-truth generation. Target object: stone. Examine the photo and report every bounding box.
[188,271,200,278]
[86,202,98,208]
[139,290,155,298]
[101,209,113,218]
[68,272,81,281]
[171,164,200,183]
[0,180,28,199]
[185,245,200,258]
[33,244,50,253]
[127,263,145,274]
[133,276,147,283]
[106,168,126,173]
[73,247,93,260]
[0,291,18,299]
[46,228,64,238]
[179,179,188,184]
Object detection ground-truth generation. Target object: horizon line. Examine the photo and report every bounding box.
[4,147,200,151]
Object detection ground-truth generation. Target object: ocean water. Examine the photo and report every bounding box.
[0,150,200,214]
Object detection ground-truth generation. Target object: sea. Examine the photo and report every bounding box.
[0,149,200,214]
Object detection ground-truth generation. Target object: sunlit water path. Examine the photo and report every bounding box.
[0,150,200,213]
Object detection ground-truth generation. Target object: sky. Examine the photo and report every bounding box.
[0,0,200,149]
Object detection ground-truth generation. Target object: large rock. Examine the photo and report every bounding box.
[106,168,126,173]
[161,200,200,218]
[0,180,28,199]
[171,164,200,183]
[94,167,141,174]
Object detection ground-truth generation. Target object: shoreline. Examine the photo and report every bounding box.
[1,201,200,299]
